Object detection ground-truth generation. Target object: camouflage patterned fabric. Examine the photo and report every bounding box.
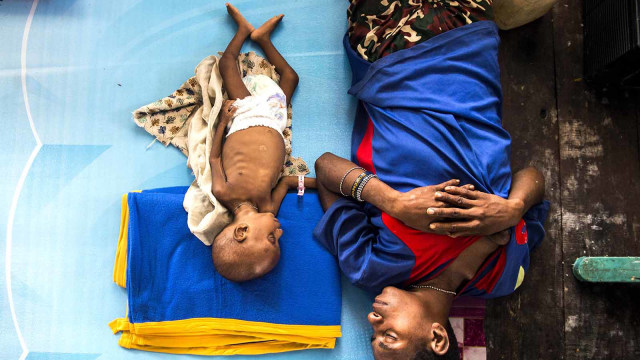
[348,0,494,62]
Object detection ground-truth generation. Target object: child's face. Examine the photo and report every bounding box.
[243,212,283,248]
[241,212,282,273]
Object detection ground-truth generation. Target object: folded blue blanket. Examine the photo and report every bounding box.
[111,187,342,355]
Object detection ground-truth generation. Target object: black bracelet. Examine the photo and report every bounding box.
[356,174,378,202]
[351,171,368,198]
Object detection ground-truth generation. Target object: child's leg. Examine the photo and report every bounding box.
[251,15,299,105]
[220,3,253,100]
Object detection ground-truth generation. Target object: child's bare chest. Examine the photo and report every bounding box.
[222,127,285,193]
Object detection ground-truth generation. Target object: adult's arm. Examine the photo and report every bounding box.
[315,152,458,232]
[313,155,415,291]
[427,167,545,236]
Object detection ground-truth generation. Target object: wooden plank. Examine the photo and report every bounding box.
[485,12,565,360]
[553,0,640,358]
[573,257,640,283]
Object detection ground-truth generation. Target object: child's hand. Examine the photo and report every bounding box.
[219,99,237,127]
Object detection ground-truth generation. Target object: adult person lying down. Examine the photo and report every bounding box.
[314,157,547,358]
[313,1,550,359]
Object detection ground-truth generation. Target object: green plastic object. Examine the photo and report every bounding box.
[573,257,640,283]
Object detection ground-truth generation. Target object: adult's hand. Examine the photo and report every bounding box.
[390,179,462,232]
[427,185,524,237]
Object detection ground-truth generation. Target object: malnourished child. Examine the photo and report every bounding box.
[210,4,314,282]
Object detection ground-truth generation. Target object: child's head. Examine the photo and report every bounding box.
[212,211,282,282]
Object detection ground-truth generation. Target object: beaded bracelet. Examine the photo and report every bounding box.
[339,167,365,196]
[351,171,368,198]
[355,173,378,202]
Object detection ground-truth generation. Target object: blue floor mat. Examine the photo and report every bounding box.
[0,0,373,359]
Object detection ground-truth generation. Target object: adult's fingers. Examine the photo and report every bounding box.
[435,179,460,190]
[434,191,475,208]
[430,200,449,208]
[422,201,448,209]
[429,220,479,235]
[443,185,478,199]
[426,207,473,218]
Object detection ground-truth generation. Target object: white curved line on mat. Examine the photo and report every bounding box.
[22,0,41,145]
[6,1,40,360]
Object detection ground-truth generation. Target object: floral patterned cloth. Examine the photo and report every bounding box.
[348,0,494,62]
[132,51,309,177]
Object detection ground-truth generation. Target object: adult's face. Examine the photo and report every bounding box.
[368,286,430,359]
[368,286,451,359]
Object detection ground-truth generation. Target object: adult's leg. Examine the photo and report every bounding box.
[251,15,298,105]
[220,3,253,100]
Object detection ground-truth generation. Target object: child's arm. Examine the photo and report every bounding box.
[210,100,236,199]
[268,176,317,215]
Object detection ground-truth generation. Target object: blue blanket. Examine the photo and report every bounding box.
[111,188,342,355]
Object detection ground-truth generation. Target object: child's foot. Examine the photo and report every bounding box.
[226,3,254,35]
[250,14,284,43]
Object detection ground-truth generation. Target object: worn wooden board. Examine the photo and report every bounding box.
[573,257,640,283]
[485,11,565,360]
[553,0,640,358]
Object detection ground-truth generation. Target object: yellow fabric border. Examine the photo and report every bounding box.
[116,331,335,355]
[113,193,129,288]
[126,333,336,348]
[113,191,140,288]
[110,317,341,339]
[111,191,341,355]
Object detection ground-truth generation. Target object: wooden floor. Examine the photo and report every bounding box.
[487,0,640,359]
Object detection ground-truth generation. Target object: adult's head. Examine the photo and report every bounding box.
[368,286,459,360]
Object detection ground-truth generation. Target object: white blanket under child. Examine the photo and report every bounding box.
[132,52,308,245]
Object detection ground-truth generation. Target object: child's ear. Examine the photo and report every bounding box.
[233,224,249,242]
